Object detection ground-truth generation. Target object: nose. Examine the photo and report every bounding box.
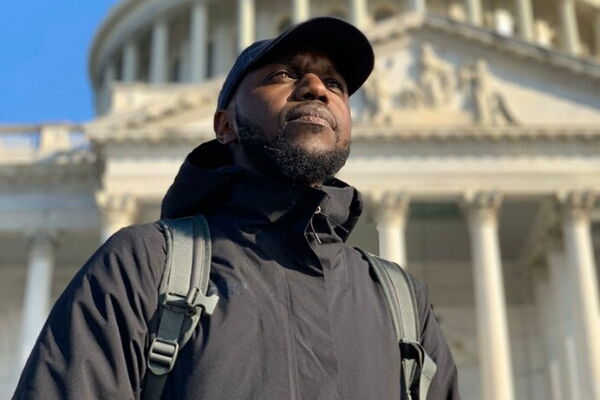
[294,73,329,104]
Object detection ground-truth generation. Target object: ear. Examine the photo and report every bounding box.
[214,109,238,145]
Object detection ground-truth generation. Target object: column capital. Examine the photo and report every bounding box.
[557,191,597,223]
[367,191,410,225]
[24,229,59,250]
[96,192,138,219]
[462,191,503,225]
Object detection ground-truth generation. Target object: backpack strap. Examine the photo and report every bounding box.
[142,214,219,400]
[357,249,437,400]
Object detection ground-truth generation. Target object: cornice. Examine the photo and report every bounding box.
[351,124,600,141]
[0,149,99,185]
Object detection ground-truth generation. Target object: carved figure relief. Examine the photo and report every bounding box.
[460,59,516,125]
[362,65,395,125]
[360,42,518,126]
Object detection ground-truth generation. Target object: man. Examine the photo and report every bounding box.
[14,17,459,399]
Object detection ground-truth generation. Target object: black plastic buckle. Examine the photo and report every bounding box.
[164,287,219,317]
[147,337,179,375]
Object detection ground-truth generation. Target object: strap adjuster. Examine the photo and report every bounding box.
[164,287,219,316]
[147,338,179,375]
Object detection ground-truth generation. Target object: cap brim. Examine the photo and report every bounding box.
[259,17,374,96]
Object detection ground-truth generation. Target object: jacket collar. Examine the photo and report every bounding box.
[161,140,363,241]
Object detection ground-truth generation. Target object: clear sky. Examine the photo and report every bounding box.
[0,1,119,124]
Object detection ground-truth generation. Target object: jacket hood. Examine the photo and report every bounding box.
[160,139,363,241]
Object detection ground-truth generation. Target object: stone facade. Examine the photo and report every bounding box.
[1,0,600,399]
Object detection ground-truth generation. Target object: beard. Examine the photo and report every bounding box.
[234,110,350,186]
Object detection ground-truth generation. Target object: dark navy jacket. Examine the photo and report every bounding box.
[14,140,460,399]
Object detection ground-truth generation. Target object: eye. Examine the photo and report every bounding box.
[268,70,297,82]
[325,78,345,93]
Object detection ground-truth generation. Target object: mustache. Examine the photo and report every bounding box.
[284,103,337,130]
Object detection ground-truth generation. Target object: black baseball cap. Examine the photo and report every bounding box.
[217,17,375,109]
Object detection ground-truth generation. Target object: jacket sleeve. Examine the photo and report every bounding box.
[13,225,165,400]
[411,277,461,400]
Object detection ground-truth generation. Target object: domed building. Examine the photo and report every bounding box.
[1,0,600,398]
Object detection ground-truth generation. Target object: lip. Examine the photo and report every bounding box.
[286,106,336,130]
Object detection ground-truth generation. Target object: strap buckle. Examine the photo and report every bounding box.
[147,337,179,375]
[164,287,219,317]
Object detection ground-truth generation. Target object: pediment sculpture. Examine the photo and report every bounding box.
[361,42,517,126]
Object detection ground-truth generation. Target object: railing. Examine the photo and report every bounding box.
[0,124,89,163]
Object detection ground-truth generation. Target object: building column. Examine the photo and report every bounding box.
[373,192,409,267]
[190,0,209,82]
[350,0,369,29]
[533,272,563,400]
[594,10,600,59]
[96,193,138,243]
[122,40,139,82]
[515,0,534,41]
[150,18,169,84]
[237,0,255,52]
[101,63,116,113]
[466,0,483,26]
[558,0,580,56]
[559,192,600,399]
[464,193,515,400]
[545,238,579,400]
[409,0,426,13]
[292,0,309,24]
[20,231,57,365]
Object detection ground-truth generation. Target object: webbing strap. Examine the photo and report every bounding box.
[142,215,217,400]
[357,249,436,400]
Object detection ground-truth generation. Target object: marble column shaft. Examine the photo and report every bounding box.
[190,0,209,82]
[350,0,369,29]
[558,0,580,55]
[515,0,534,41]
[150,19,169,83]
[123,40,139,82]
[292,0,309,24]
[238,0,256,52]
[559,193,600,399]
[21,231,57,365]
[546,245,579,400]
[373,193,409,267]
[465,193,514,400]
[466,0,483,26]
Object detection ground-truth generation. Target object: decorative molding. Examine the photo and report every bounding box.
[366,191,411,225]
[461,191,503,225]
[557,191,598,223]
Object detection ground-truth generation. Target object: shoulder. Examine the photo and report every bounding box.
[77,222,167,295]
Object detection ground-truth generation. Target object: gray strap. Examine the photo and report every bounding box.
[358,249,436,400]
[143,215,218,400]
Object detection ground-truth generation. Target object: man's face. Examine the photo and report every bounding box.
[226,49,352,185]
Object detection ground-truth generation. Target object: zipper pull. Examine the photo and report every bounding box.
[310,207,323,244]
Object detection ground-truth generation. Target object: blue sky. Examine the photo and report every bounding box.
[0,1,119,124]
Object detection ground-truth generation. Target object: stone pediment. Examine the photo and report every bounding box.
[353,12,600,128]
